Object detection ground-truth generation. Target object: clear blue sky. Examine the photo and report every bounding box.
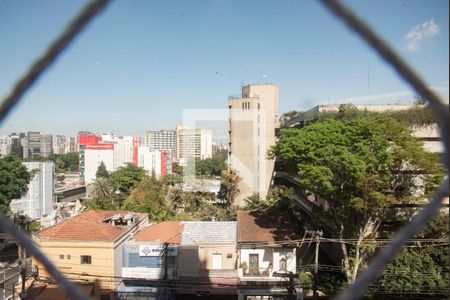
[0,0,448,137]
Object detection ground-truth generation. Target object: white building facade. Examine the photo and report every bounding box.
[10,162,55,220]
[176,126,212,166]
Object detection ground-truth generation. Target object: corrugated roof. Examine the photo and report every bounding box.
[37,210,146,242]
[181,221,237,245]
[133,221,184,244]
[237,211,298,243]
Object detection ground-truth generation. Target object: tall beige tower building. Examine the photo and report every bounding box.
[228,84,279,206]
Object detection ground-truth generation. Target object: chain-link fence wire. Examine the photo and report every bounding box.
[0,0,448,300]
[0,1,111,299]
[318,1,449,299]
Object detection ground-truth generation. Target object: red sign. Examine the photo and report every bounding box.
[85,143,114,150]
[79,136,100,145]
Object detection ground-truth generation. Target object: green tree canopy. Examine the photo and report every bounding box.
[195,153,227,178]
[122,176,173,222]
[271,115,442,284]
[108,163,148,196]
[95,161,109,178]
[0,155,32,214]
[379,212,448,296]
[217,169,241,206]
[53,152,79,173]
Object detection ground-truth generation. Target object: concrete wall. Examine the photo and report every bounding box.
[32,240,116,291]
[84,146,114,184]
[228,84,279,206]
[198,243,237,270]
[178,246,200,277]
[178,243,237,278]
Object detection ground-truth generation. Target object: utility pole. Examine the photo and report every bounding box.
[163,243,168,281]
[312,230,323,300]
[19,262,26,300]
[160,243,169,300]
[273,272,298,300]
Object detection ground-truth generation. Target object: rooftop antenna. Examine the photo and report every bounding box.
[260,67,267,83]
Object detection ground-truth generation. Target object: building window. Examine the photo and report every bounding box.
[67,255,71,260]
[258,103,260,110]
[81,255,92,264]
[279,258,287,271]
[242,102,245,110]
[59,255,64,259]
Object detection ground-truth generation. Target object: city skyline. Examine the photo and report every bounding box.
[0,0,448,136]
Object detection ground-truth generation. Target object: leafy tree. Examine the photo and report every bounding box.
[95,161,109,178]
[244,187,295,213]
[53,152,79,173]
[90,177,114,201]
[0,155,31,214]
[195,153,227,178]
[85,177,118,210]
[108,163,147,197]
[122,176,173,222]
[56,174,65,183]
[166,187,185,212]
[378,212,449,295]
[271,115,442,284]
[173,162,183,176]
[162,174,183,186]
[217,169,241,206]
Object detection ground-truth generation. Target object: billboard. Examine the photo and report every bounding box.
[139,245,177,257]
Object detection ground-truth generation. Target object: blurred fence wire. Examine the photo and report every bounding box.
[0,0,448,300]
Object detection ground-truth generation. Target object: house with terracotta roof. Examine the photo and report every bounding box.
[32,210,148,299]
[116,220,239,299]
[236,210,299,299]
[177,221,238,298]
[117,221,184,298]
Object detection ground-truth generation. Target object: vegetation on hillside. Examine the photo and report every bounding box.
[270,114,444,285]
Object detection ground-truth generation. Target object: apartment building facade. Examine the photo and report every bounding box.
[228,84,279,206]
[144,129,177,152]
[176,125,212,166]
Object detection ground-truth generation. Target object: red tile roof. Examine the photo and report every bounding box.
[37,210,146,242]
[237,210,298,244]
[133,221,184,244]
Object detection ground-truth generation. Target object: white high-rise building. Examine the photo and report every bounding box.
[83,144,115,184]
[64,136,77,153]
[53,135,66,155]
[137,147,168,178]
[10,162,55,220]
[81,134,140,184]
[176,125,212,166]
[144,130,176,151]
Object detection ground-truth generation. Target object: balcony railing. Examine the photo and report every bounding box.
[199,269,237,278]
[242,268,272,277]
